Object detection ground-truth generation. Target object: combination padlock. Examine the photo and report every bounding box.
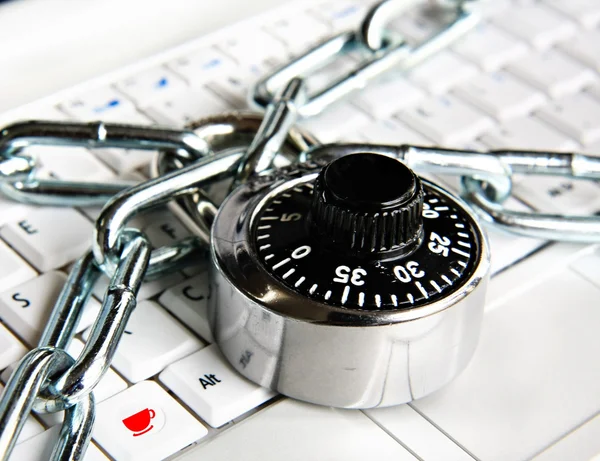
[209,150,490,409]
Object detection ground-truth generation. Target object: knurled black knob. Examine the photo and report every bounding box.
[310,153,424,257]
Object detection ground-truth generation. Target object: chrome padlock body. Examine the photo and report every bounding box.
[209,161,490,409]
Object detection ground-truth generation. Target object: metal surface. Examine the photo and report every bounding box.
[251,0,480,117]
[210,172,489,407]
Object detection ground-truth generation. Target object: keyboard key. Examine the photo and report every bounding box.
[142,213,192,249]
[352,75,425,119]
[187,398,416,460]
[408,51,478,95]
[533,413,600,461]
[507,50,596,98]
[93,380,208,461]
[359,119,433,146]
[397,95,493,145]
[13,427,107,460]
[299,102,371,143]
[92,148,155,173]
[559,30,600,72]
[0,196,30,228]
[366,404,474,461]
[159,344,275,428]
[217,29,289,72]
[454,71,547,121]
[60,86,152,124]
[570,245,600,289]
[143,87,229,127]
[158,271,213,342]
[544,0,600,28]
[412,266,600,460]
[206,70,262,109]
[0,207,93,272]
[453,23,528,71]
[516,174,600,215]
[168,47,237,85]
[84,300,202,383]
[484,198,547,275]
[0,383,44,444]
[493,4,576,49]
[0,322,27,370]
[264,12,331,56]
[310,1,368,31]
[536,93,600,144]
[115,66,189,104]
[0,271,101,346]
[28,146,116,182]
[0,238,36,293]
[480,116,579,151]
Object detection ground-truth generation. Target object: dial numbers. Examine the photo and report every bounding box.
[253,179,479,311]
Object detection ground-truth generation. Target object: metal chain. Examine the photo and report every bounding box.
[1,0,600,459]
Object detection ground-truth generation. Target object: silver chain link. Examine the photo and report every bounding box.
[1,0,600,459]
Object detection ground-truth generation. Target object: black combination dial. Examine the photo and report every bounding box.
[252,153,481,311]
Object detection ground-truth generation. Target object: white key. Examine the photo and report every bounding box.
[388,3,445,44]
[115,66,188,104]
[143,87,229,127]
[304,54,358,98]
[168,47,237,85]
[206,69,262,109]
[0,238,36,293]
[0,195,30,227]
[507,50,596,98]
[570,245,600,289]
[408,51,478,95]
[310,1,368,31]
[412,266,600,461]
[217,29,289,72]
[0,382,44,444]
[493,4,576,49]
[60,86,151,124]
[515,174,600,215]
[187,398,416,460]
[0,322,27,370]
[359,119,433,146]
[454,71,546,121]
[0,105,69,127]
[0,207,93,272]
[480,116,579,151]
[83,300,202,383]
[92,148,155,173]
[92,269,184,302]
[159,344,275,428]
[366,404,474,461]
[453,23,528,71]
[484,198,546,275]
[11,426,108,461]
[544,0,600,28]
[533,413,600,461]
[264,12,331,55]
[93,380,207,461]
[352,75,425,119]
[26,146,116,182]
[0,271,101,346]
[142,213,191,249]
[38,338,128,427]
[397,95,493,145]
[536,93,600,145]
[559,30,600,72]
[158,271,213,342]
[299,102,371,143]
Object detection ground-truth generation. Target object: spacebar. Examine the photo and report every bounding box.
[180,399,417,461]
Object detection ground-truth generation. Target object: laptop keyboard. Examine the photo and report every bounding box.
[1,0,600,460]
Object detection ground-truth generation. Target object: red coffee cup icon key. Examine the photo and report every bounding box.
[122,408,156,437]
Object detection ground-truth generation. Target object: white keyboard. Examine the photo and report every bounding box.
[1,1,600,460]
